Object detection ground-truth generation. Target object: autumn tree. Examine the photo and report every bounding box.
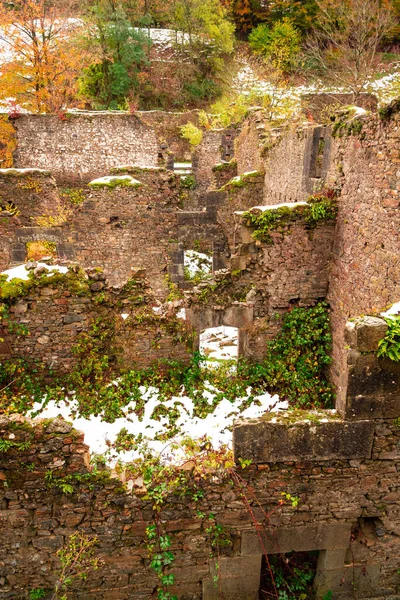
[306,0,396,97]
[0,0,86,112]
[173,0,235,62]
[222,0,263,39]
[258,0,318,33]
[79,0,151,109]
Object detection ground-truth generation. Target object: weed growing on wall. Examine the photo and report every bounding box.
[377,315,400,362]
[180,122,203,147]
[61,188,86,205]
[51,532,102,599]
[0,299,333,428]
[242,192,338,243]
[26,240,57,261]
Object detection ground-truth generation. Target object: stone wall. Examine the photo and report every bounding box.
[326,111,400,413]
[0,168,183,296]
[230,209,336,358]
[193,130,225,192]
[1,411,400,599]
[340,315,400,420]
[0,268,192,374]
[13,114,162,183]
[262,124,332,204]
[69,168,181,294]
[234,112,265,176]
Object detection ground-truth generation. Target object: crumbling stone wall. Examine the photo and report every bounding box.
[262,124,332,204]
[192,130,226,192]
[0,168,183,296]
[0,169,70,270]
[13,114,162,183]
[69,168,181,294]
[234,112,265,176]
[326,112,400,413]
[229,212,336,359]
[0,268,192,374]
[1,409,400,600]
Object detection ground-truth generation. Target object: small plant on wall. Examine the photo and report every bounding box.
[377,315,400,362]
[26,240,57,261]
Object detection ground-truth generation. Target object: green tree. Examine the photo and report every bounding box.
[79,0,151,109]
[260,0,318,33]
[249,18,301,72]
[172,0,235,64]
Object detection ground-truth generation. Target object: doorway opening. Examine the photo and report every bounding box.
[199,326,238,369]
[259,551,319,599]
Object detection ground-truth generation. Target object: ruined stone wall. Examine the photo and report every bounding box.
[192,130,225,193]
[0,269,191,374]
[0,169,70,270]
[13,114,161,183]
[216,173,265,253]
[326,112,400,415]
[69,168,181,294]
[12,112,207,184]
[1,414,400,599]
[262,124,332,204]
[234,113,265,176]
[230,212,336,359]
[0,168,183,296]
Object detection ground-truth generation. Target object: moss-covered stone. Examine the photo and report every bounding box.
[88,175,143,189]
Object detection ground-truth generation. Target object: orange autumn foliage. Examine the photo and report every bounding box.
[0,0,90,113]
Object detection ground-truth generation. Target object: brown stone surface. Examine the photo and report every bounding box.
[326,114,400,416]
[0,416,400,599]
[233,418,375,463]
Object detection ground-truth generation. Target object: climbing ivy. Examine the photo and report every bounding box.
[377,315,400,362]
[0,301,333,427]
[242,192,338,243]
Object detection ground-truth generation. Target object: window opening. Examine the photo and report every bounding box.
[199,326,238,370]
[259,551,319,600]
[184,249,212,284]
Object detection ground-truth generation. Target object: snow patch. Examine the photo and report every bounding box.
[1,263,68,281]
[30,387,287,465]
[381,301,400,318]
[200,326,238,366]
[88,175,142,188]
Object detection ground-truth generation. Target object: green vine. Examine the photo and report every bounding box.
[242,192,338,243]
[377,315,400,362]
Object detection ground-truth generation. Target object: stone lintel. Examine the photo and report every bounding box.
[241,523,351,555]
[233,418,375,463]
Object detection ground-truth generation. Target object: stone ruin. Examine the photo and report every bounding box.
[0,100,400,599]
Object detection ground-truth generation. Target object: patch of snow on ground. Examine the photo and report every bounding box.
[200,326,238,365]
[30,387,287,464]
[1,263,68,281]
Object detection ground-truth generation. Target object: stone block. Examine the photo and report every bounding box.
[241,523,351,555]
[233,418,374,463]
[345,351,400,419]
[345,316,388,352]
[203,555,261,600]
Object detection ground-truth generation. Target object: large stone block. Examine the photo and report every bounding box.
[233,417,375,463]
[345,317,388,352]
[241,523,351,555]
[202,555,261,600]
[345,351,400,419]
